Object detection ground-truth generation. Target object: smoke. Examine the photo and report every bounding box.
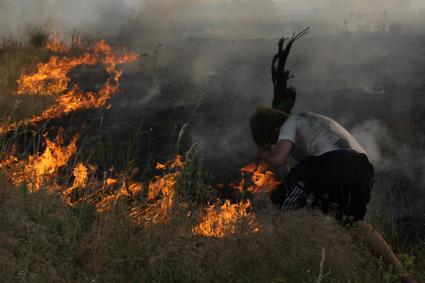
[351,120,425,218]
[2,0,425,40]
[351,120,384,164]
[0,0,138,38]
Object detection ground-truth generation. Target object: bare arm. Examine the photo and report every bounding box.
[352,221,417,283]
[256,139,294,167]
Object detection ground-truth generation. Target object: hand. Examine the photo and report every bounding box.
[255,146,270,163]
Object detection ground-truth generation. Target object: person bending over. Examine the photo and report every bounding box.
[250,107,416,283]
[251,108,372,220]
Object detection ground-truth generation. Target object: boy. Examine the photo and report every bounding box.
[251,108,373,221]
[250,107,416,283]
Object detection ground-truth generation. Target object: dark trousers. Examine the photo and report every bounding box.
[271,149,374,221]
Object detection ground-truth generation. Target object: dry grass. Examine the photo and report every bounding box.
[0,181,383,283]
[0,35,55,125]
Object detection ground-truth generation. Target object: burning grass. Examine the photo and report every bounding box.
[0,127,267,238]
[0,142,422,281]
[0,30,264,241]
[0,34,138,134]
[0,31,424,282]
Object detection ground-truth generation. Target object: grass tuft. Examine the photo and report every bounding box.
[28,27,49,48]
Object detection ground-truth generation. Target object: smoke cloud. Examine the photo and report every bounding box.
[2,0,425,40]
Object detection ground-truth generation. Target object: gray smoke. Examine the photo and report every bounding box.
[2,0,425,39]
[351,120,425,219]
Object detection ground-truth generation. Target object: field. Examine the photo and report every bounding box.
[0,29,424,282]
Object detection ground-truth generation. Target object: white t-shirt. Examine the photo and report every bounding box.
[278,111,366,161]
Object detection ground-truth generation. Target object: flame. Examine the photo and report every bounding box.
[192,163,279,238]
[130,155,184,225]
[239,162,281,194]
[61,163,140,213]
[0,35,194,231]
[0,35,281,237]
[60,155,185,226]
[0,133,269,237]
[95,180,137,213]
[0,143,185,227]
[66,162,89,191]
[45,37,71,53]
[0,129,78,192]
[0,38,138,134]
[192,199,258,238]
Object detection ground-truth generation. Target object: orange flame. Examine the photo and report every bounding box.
[60,155,185,226]
[0,129,78,192]
[72,162,89,188]
[0,38,138,134]
[239,162,281,194]
[192,199,258,238]
[62,162,143,213]
[0,35,281,237]
[95,180,140,213]
[0,36,199,232]
[130,155,184,225]
[192,163,279,238]
[45,37,71,53]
